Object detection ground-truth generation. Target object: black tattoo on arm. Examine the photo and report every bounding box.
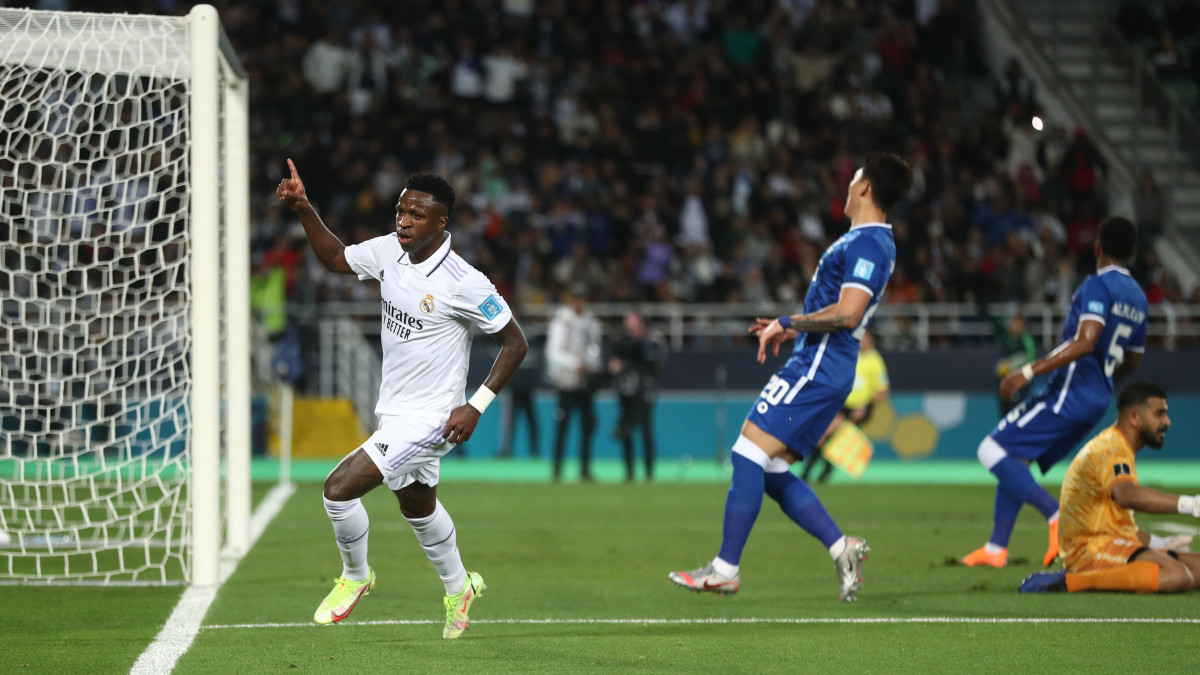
[787,308,855,333]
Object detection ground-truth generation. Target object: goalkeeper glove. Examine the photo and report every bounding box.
[1149,533,1193,552]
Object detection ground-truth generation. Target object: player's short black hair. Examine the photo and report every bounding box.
[861,151,914,214]
[405,172,455,219]
[1098,216,1137,261]
[1117,381,1166,412]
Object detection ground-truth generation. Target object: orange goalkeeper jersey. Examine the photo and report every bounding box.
[1058,426,1141,569]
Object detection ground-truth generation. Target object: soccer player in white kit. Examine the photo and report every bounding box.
[277,160,528,639]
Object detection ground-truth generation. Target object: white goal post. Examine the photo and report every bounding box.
[0,5,250,586]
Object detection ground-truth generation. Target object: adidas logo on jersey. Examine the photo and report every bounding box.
[375,442,389,456]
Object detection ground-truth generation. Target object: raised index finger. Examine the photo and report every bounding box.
[287,158,299,181]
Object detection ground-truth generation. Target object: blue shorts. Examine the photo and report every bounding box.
[989,396,1100,473]
[745,368,849,458]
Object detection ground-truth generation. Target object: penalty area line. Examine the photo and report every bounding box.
[204,616,1200,630]
[129,482,297,675]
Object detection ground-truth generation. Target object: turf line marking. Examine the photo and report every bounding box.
[130,482,296,675]
[204,616,1200,630]
[1154,523,1200,536]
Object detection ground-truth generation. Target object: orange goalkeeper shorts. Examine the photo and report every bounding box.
[1067,536,1143,573]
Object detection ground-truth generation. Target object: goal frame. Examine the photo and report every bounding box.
[189,3,251,587]
[0,4,251,586]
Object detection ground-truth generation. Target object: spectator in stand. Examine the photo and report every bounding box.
[553,242,607,299]
[301,28,351,97]
[481,42,528,109]
[260,233,305,295]
[1151,30,1186,78]
[1067,201,1103,277]
[346,31,392,116]
[995,59,1036,122]
[887,267,919,304]
[34,0,1164,363]
[1133,171,1168,253]
[1059,127,1109,212]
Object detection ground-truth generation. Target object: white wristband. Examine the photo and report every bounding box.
[1149,533,1168,549]
[1179,495,1199,517]
[1020,364,1035,381]
[467,385,496,414]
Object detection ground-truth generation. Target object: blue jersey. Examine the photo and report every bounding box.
[1043,265,1147,421]
[784,223,895,390]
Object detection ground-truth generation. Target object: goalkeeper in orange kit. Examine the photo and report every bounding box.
[1021,382,1200,593]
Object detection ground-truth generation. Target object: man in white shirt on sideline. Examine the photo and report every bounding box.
[545,283,602,481]
[276,160,528,640]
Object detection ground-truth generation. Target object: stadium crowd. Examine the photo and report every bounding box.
[50,0,1184,319]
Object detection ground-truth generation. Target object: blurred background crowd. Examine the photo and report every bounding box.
[44,0,1188,315]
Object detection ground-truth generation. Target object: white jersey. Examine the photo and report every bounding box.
[344,231,512,419]
[544,306,602,391]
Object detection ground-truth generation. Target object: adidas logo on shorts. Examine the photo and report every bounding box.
[375,442,389,456]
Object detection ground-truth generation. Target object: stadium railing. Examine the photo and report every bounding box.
[319,318,383,428]
[310,302,1200,352]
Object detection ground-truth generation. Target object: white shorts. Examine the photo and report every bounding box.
[358,414,453,491]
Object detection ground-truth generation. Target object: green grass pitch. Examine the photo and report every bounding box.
[3,478,1199,673]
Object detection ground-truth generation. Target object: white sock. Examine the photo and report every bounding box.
[408,500,468,595]
[828,535,848,560]
[711,556,739,579]
[323,496,370,581]
[984,542,1006,554]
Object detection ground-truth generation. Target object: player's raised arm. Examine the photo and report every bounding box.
[1000,318,1102,401]
[442,318,529,445]
[276,158,354,275]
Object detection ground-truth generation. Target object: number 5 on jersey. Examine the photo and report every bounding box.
[1104,323,1133,378]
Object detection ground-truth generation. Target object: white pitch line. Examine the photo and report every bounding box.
[129,482,296,675]
[1153,523,1200,536]
[204,616,1200,630]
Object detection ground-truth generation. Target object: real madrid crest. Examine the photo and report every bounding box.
[420,293,435,314]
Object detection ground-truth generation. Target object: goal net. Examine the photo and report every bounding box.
[0,5,250,586]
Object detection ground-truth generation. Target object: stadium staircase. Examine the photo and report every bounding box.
[986,0,1200,289]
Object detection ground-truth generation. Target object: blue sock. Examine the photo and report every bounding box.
[991,457,1059,520]
[764,468,843,549]
[1026,485,1058,520]
[717,453,765,566]
[987,487,1022,548]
